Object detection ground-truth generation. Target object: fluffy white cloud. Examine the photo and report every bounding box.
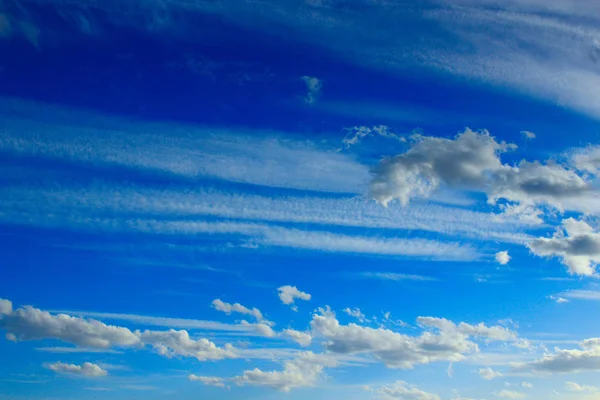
[495,251,511,265]
[572,146,600,176]
[301,76,322,105]
[235,352,335,392]
[0,304,141,348]
[0,299,12,315]
[278,286,311,309]
[520,337,600,373]
[188,375,226,388]
[45,362,108,377]
[139,329,236,361]
[416,317,521,344]
[479,367,503,380]
[565,381,599,392]
[376,381,440,400]
[0,299,237,362]
[283,329,312,347]
[548,295,570,304]
[211,299,263,321]
[495,390,525,399]
[370,130,595,219]
[528,218,600,276]
[343,307,369,322]
[239,320,277,338]
[521,131,536,140]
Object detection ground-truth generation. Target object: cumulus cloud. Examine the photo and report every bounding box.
[45,362,108,377]
[548,295,569,304]
[0,299,236,362]
[495,390,525,399]
[188,375,226,388]
[0,299,12,315]
[343,307,369,323]
[565,381,599,392]
[376,380,440,400]
[283,329,312,347]
[528,218,600,276]
[495,251,511,265]
[301,76,322,104]
[521,131,536,140]
[139,329,236,361]
[520,337,600,373]
[571,145,600,176]
[342,125,405,148]
[211,299,263,321]
[239,320,277,338]
[479,367,503,380]
[278,286,311,309]
[235,351,336,392]
[370,130,594,220]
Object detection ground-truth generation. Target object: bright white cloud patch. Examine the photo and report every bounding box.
[211,299,263,321]
[278,286,311,309]
[301,76,322,104]
[520,337,600,373]
[495,251,511,265]
[495,390,525,399]
[139,329,236,361]
[565,381,599,392]
[521,131,536,140]
[188,375,226,388]
[45,362,108,377]
[343,307,369,322]
[528,218,600,276]
[376,380,440,400]
[479,367,503,380]
[0,298,12,315]
[370,130,595,220]
[235,352,336,392]
[283,329,312,347]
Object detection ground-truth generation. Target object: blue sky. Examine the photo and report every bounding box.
[2,0,600,399]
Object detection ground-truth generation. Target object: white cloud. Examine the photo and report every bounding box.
[45,362,108,377]
[495,390,525,399]
[301,76,322,104]
[343,307,369,323]
[520,131,536,140]
[188,375,226,388]
[520,337,600,373]
[548,295,570,304]
[572,146,600,176]
[479,367,503,380]
[521,382,533,388]
[139,329,236,361]
[211,299,263,321]
[342,125,406,148]
[0,299,12,315]
[278,286,311,309]
[359,272,437,281]
[495,251,511,265]
[565,381,599,392]
[235,351,336,392]
[528,218,600,276]
[376,380,440,400]
[370,130,596,220]
[240,320,277,338]
[283,329,312,347]
[559,290,600,301]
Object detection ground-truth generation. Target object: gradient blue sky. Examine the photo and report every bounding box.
[2,1,600,399]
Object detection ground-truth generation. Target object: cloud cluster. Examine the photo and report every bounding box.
[528,218,600,276]
[45,361,108,377]
[479,367,503,380]
[370,130,595,220]
[188,375,226,388]
[211,299,263,321]
[301,76,322,105]
[376,381,440,400]
[277,286,311,310]
[495,251,511,265]
[0,299,236,362]
[521,337,600,373]
[283,329,313,347]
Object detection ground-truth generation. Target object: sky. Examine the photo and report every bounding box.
[1,0,600,399]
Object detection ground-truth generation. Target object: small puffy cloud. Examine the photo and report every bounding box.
[45,362,108,377]
[376,381,440,400]
[343,307,368,322]
[548,295,569,304]
[521,382,533,388]
[528,218,600,276]
[495,251,511,265]
[571,145,600,176]
[278,286,311,309]
[369,129,593,219]
[565,381,599,392]
[283,329,312,347]
[211,299,263,321]
[139,329,237,361]
[479,367,503,380]
[0,298,12,315]
[301,76,322,104]
[188,375,226,388]
[495,390,525,399]
[521,131,536,139]
[519,337,600,373]
[239,320,277,338]
[236,351,336,392]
